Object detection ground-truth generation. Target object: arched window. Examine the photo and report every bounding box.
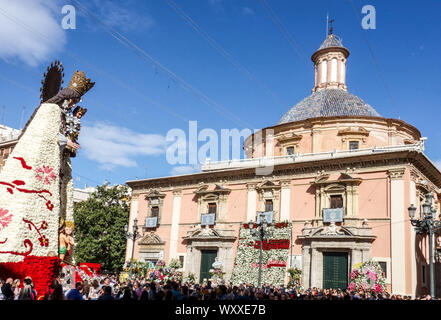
[340,60,346,83]
[321,60,328,83]
[331,58,337,82]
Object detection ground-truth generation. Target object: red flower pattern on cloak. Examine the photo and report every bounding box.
[0,209,12,231]
[35,166,56,185]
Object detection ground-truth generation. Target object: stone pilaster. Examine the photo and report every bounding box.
[388,168,406,295]
[168,189,182,262]
[246,183,257,222]
[409,170,418,297]
[280,179,291,221]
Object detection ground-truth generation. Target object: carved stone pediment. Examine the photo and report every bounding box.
[311,172,361,186]
[145,189,165,200]
[315,174,330,183]
[337,126,370,141]
[256,179,280,190]
[183,227,236,243]
[139,232,165,245]
[194,184,231,195]
[300,225,375,241]
[189,227,221,238]
[276,132,303,145]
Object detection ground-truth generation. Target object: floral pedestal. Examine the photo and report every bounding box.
[0,255,62,299]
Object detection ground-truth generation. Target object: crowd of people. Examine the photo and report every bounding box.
[0,274,436,300]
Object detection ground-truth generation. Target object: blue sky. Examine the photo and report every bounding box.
[0,0,440,188]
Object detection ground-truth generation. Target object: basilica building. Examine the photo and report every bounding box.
[126,32,441,296]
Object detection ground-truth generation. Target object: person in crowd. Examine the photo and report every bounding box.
[49,283,65,300]
[88,279,100,300]
[18,278,36,300]
[81,280,90,300]
[98,285,114,300]
[66,282,84,300]
[0,279,5,300]
[1,278,14,300]
[43,279,59,300]
[11,279,20,300]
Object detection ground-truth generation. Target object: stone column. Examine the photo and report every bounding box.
[346,186,353,217]
[246,183,257,222]
[409,170,418,297]
[389,168,406,295]
[310,248,320,288]
[280,180,291,221]
[169,189,182,262]
[351,249,362,267]
[125,195,139,262]
[302,245,311,288]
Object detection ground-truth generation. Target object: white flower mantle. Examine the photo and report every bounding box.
[0,103,64,262]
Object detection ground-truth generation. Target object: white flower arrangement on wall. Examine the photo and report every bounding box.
[230,221,292,286]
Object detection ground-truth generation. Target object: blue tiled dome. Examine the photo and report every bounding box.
[278,88,380,124]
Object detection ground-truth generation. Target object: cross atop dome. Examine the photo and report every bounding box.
[328,18,334,35]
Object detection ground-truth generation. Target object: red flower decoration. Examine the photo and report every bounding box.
[38,235,49,247]
[0,208,12,231]
[45,201,54,211]
[40,221,48,230]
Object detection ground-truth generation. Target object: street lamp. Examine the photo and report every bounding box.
[408,193,441,298]
[245,212,273,288]
[124,218,143,279]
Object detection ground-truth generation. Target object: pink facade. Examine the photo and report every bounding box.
[126,32,441,297]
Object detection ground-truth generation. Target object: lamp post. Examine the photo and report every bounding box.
[124,218,143,279]
[408,193,441,298]
[246,212,273,288]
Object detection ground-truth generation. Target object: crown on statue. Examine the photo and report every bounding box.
[67,70,95,97]
[65,220,75,230]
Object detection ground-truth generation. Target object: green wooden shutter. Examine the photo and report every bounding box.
[199,250,217,283]
[323,252,348,289]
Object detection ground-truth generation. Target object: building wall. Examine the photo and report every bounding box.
[129,146,439,296]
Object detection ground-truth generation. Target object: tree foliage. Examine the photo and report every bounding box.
[73,184,130,273]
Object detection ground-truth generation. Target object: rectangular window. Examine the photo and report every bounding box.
[151,206,159,218]
[349,141,359,150]
[265,199,273,212]
[379,261,387,279]
[208,203,217,214]
[330,195,343,208]
[179,255,184,267]
[286,146,295,155]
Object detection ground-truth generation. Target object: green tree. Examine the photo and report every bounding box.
[73,183,130,272]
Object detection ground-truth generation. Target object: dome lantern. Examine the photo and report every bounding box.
[311,29,350,93]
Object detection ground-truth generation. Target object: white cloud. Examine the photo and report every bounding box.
[79,122,168,171]
[0,0,66,66]
[242,7,255,16]
[170,165,201,176]
[89,0,154,32]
